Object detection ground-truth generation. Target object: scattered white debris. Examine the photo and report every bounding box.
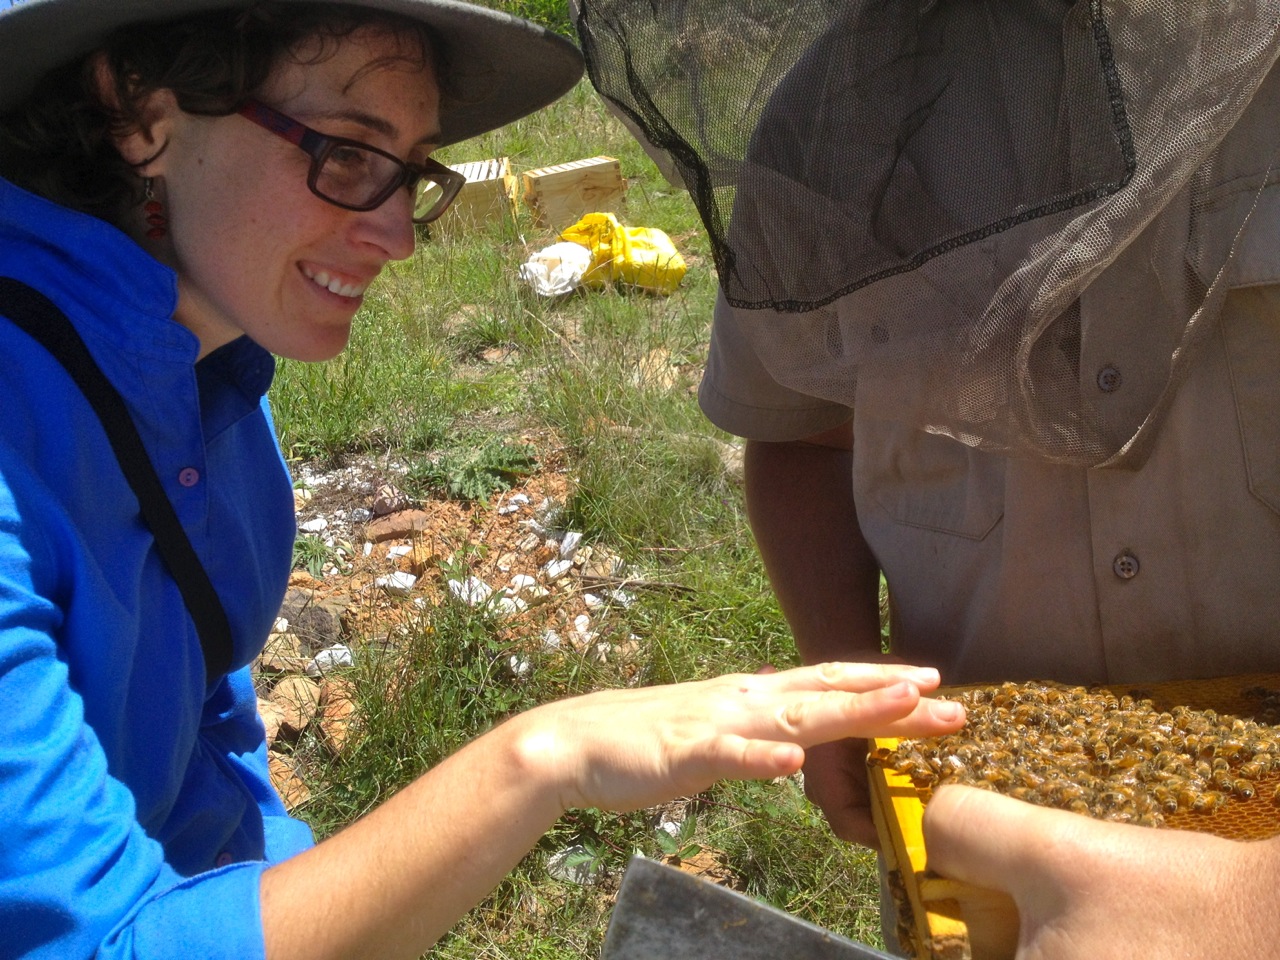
[609,589,635,607]
[376,571,417,597]
[448,576,493,606]
[657,813,684,838]
[546,844,600,885]
[507,574,538,595]
[583,593,603,609]
[306,644,354,677]
[541,630,562,651]
[559,531,583,560]
[349,507,373,523]
[495,596,527,616]
[387,544,412,559]
[542,558,573,581]
[362,541,373,557]
[508,655,533,678]
[298,517,328,533]
[498,493,531,515]
[272,617,290,634]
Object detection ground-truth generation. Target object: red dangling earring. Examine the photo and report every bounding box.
[143,178,168,240]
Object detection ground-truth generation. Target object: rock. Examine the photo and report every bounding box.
[364,509,436,542]
[319,677,357,754]
[269,675,322,737]
[541,558,572,581]
[298,517,328,534]
[582,549,623,579]
[559,531,583,560]
[506,574,538,596]
[409,539,441,577]
[256,630,307,674]
[257,697,288,747]
[377,571,418,597]
[277,588,346,656]
[372,483,407,516]
[448,576,492,606]
[306,643,354,677]
[268,754,311,810]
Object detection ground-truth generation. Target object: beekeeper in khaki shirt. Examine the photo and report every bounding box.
[577,0,1280,952]
[682,5,1280,957]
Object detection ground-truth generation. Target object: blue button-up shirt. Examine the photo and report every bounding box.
[0,175,313,958]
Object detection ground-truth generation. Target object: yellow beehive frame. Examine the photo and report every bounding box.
[869,672,1280,960]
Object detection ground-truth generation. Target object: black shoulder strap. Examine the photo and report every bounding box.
[0,276,233,679]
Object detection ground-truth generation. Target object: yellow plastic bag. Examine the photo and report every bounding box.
[558,212,687,295]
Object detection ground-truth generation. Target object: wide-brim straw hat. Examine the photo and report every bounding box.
[0,0,584,145]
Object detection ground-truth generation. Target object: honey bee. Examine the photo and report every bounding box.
[1237,759,1267,781]
[1191,790,1226,813]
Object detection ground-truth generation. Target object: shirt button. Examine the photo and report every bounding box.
[1097,366,1123,392]
[215,851,234,867]
[1112,551,1140,580]
[178,467,201,487]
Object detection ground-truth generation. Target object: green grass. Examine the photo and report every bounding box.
[269,43,886,959]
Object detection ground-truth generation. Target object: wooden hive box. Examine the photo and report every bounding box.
[521,155,626,231]
[869,673,1280,960]
[436,157,516,233]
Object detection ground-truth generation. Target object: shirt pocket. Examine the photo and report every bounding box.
[854,416,1005,539]
[1190,180,1280,517]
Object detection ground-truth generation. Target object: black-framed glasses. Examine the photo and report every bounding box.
[236,98,466,224]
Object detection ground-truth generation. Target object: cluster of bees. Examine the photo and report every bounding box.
[870,681,1280,827]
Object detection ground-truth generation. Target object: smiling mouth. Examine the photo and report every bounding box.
[302,266,369,299]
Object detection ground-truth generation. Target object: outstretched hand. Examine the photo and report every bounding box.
[922,784,1280,960]
[513,661,965,814]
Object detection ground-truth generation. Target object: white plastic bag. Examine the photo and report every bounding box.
[517,241,593,296]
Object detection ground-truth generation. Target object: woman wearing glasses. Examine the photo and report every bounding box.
[0,2,965,958]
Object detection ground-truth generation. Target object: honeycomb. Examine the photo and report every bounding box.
[872,677,1280,841]
[867,673,1280,960]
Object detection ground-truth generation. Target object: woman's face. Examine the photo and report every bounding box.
[137,28,440,361]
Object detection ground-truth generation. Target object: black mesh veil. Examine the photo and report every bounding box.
[575,1,1280,465]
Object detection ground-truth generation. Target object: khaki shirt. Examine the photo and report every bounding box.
[701,77,1280,686]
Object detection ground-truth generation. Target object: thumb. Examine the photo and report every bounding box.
[921,785,1049,895]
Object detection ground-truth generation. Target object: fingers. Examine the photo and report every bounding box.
[802,740,881,847]
[755,661,945,695]
[763,680,964,747]
[922,784,1072,895]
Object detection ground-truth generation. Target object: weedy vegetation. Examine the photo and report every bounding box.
[268,5,888,956]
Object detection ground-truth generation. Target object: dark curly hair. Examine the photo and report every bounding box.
[0,2,444,226]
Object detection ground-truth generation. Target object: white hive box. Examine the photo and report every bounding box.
[437,157,516,232]
[521,156,626,231]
